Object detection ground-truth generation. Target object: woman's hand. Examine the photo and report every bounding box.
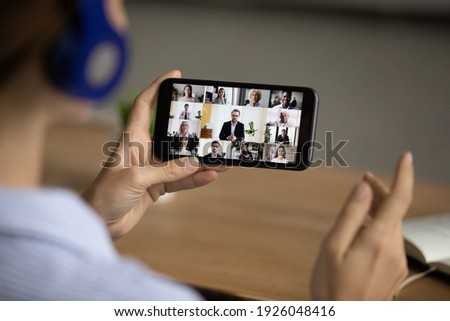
[310,152,414,300]
[83,70,220,240]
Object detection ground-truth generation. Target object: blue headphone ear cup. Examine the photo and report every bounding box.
[47,0,128,101]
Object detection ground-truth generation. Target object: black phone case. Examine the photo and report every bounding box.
[153,78,318,170]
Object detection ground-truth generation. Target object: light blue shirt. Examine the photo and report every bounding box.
[231,123,236,136]
[0,187,201,300]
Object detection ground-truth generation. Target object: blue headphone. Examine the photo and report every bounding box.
[47,0,128,101]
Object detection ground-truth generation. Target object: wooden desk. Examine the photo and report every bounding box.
[45,124,450,300]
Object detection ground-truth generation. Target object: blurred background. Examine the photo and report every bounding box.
[92,0,450,184]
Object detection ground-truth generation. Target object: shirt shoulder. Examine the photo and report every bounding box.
[0,187,201,300]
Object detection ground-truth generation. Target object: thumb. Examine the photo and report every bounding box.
[126,69,182,133]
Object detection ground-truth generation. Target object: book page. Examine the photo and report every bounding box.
[432,258,450,275]
[402,213,450,263]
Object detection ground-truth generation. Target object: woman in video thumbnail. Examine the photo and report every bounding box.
[173,121,198,154]
[176,137,192,156]
[178,84,195,102]
[271,145,288,163]
[175,121,196,138]
[246,89,262,107]
[213,87,227,104]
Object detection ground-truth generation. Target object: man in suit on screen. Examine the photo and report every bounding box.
[219,109,245,141]
[179,104,191,120]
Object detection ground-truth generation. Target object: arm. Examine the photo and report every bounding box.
[235,122,245,141]
[82,70,221,240]
[310,152,413,300]
[219,123,228,141]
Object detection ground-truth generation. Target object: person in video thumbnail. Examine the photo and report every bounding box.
[178,84,195,102]
[175,120,196,139]
[276,129,290,144]
[219,109,245,141]
[204,140,224,160]
[176,137,192,156]
[213,87,227,104]
[268,110,291,127]
[273,90,293,109]
[290,97,298,109]
[275,110,290,127]
[239,142,253,161]
[271,145,288,163]
[179,104,191,120]
[246,89,262,107]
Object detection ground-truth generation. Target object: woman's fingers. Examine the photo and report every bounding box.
[372,152,414,230]
[135,156,200,188]
[325,181,373,258]
[164,170,219,193]
[363,171,389,218]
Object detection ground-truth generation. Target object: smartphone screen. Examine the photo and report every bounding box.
[154,78,318,170]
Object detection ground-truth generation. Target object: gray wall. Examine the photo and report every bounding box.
[96,1,450,184]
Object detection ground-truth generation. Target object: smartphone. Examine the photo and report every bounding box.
[153,78,318,170]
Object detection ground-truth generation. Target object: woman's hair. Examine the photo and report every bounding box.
[218,88,225,97]
[275,145,286,158]
[249,89,261,101]
[183,85,193,97]
[0,1,76,87]
[179,120,189,132]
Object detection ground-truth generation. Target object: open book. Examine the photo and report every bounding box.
[402,212,450,276]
